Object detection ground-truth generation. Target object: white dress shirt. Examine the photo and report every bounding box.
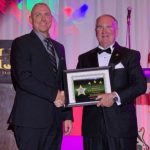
[97,44,121,105]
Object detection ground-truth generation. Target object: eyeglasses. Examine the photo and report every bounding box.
[96,25,114,30]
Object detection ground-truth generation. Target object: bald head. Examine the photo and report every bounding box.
[31,3,51,17]
[95,14,118,48]
[29,3,52,37]
[96,14,118,29]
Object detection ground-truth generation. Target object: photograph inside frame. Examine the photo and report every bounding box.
[64,66,112,107]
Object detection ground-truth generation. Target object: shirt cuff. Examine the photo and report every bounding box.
[114,92,121,105]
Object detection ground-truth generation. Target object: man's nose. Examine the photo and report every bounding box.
[101,27,107,33]
[41,15,46,21]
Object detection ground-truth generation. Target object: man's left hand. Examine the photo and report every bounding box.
[96,92,116,107]
[63,120,73,135]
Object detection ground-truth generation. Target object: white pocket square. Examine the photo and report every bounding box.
[115,62,124,69]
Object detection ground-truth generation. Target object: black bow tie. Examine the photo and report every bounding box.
[98,48,111,54]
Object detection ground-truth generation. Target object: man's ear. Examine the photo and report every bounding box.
[116,28,119,38]
[29,15,32,24]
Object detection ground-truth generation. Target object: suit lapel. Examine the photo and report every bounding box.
[89,48,99,67]
[108,42,123,83]
[30,31,48,57]
[109,42,122,66]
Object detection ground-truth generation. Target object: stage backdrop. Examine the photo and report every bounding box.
[0,0,150,150]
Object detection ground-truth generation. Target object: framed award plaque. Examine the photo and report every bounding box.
[63,66,111,107]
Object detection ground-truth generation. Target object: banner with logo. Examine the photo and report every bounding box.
[0,40,12,83]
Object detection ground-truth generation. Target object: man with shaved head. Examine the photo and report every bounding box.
[8,3,73,150]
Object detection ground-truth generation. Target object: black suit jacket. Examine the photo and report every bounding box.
[8,31,72,128]
[77,42,147,138]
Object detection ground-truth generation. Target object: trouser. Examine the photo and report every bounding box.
[83,135,137,150]
[13,124,62,150]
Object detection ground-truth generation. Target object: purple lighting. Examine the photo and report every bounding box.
[143,68,150,82]
[143,69,150,75]
[61,136,83,150]
[72,3,88,20]
[80,4,88,17]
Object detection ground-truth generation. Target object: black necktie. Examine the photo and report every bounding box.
[44,38,57,73]
[98,48,111,54]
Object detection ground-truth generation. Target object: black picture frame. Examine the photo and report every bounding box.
[63,66,112,107]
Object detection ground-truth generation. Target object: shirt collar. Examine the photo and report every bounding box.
[33,30,50,42]
[98,43,115,53]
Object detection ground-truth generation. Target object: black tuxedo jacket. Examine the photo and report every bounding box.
[8,31,72,128]
[77,42,147,138]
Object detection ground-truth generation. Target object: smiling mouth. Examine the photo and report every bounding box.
[41,22,47,25]
[102,35,109,38]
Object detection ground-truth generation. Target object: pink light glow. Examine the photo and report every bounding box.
[136,94,150,105]
[9,2,21,22]
[64,7,73,17]
[0,0,6,14]
[148,53,150,63]
[70,107,82,135]
[144,70,150,75]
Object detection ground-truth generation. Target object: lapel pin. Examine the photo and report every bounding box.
[115,53,119,57]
